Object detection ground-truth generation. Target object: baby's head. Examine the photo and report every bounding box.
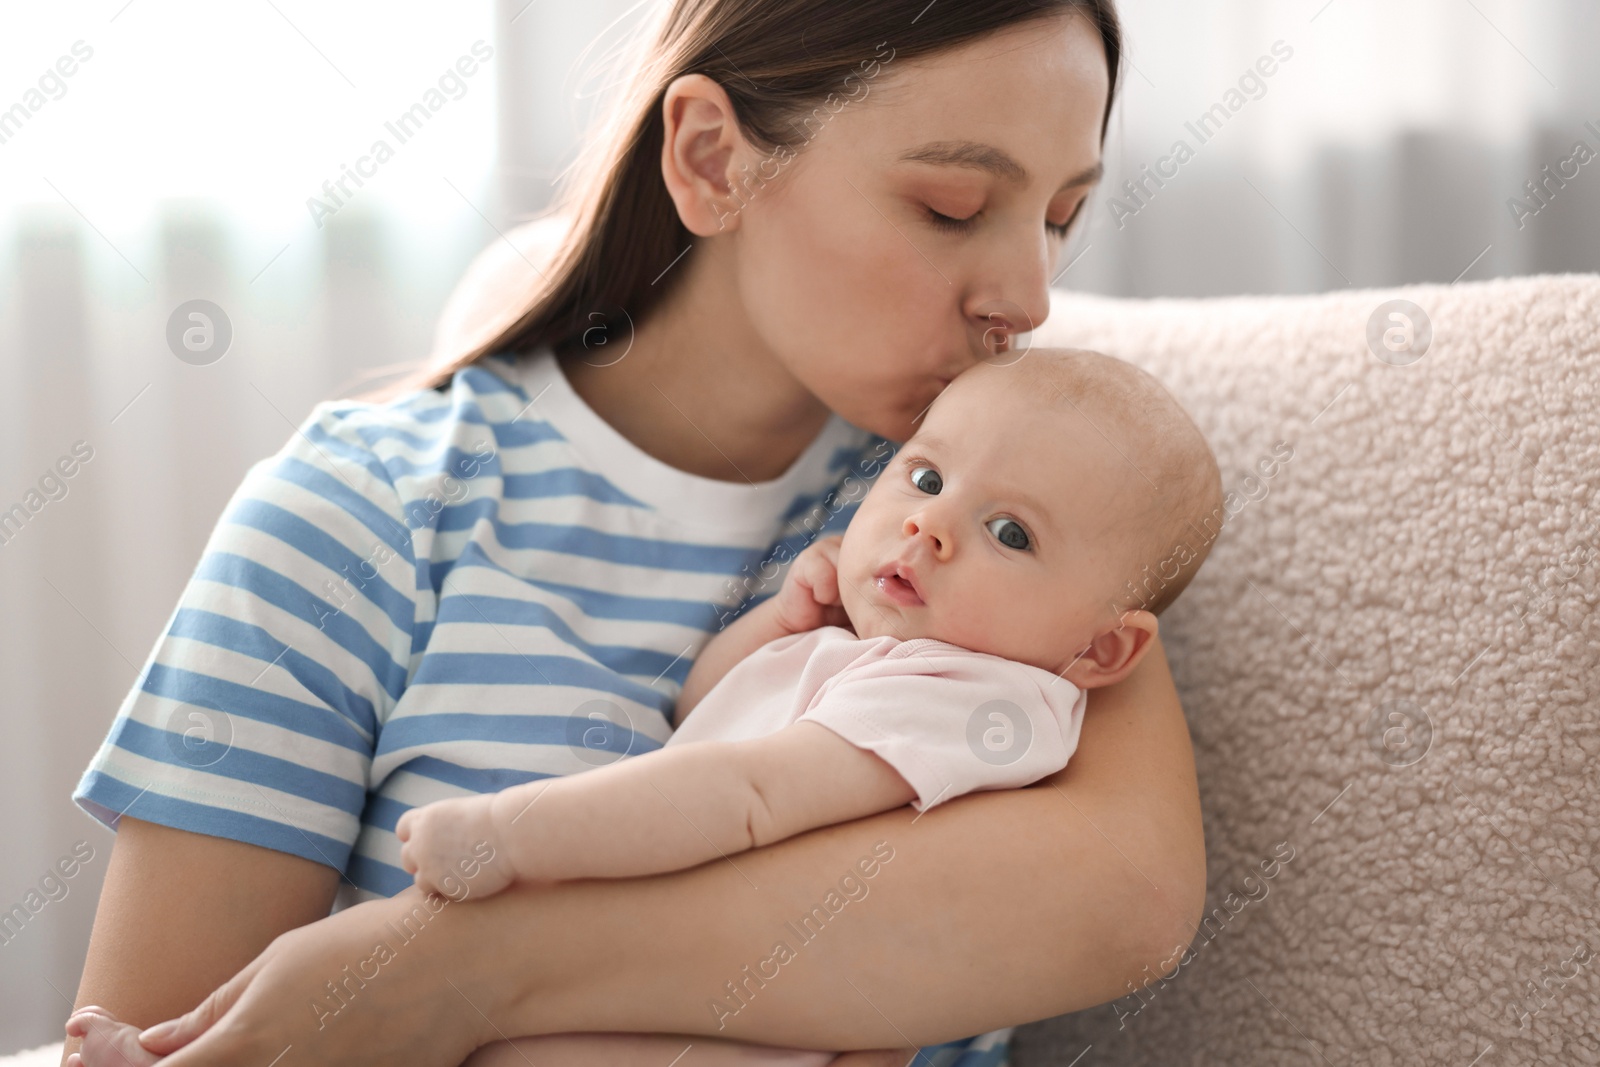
[837,348,1223,687]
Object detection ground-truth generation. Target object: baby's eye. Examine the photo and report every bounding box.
[986,517,1030,550]
[909,466,943,494]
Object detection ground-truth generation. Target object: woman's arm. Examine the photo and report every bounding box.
[135,634,1204,1064]
[60,816,341,1066]
[487,633,1206,1047]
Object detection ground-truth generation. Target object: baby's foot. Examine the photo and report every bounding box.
[64,1006,162,1067]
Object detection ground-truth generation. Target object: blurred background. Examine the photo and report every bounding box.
[1,0,1595,1053]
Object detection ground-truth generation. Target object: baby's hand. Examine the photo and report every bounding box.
[64,1006,161,1067]
[774,535,851,634]
[395,795,516,900]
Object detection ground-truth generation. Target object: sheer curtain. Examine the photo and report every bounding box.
[0,0,639,1050]
[1069,0,1598,296]
[1,0,1592,1054]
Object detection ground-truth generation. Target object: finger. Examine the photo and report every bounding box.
[68,1005,115,1018]
[156,1024,255,1067]
[395,811,411,841]
[65,1007,112,1037]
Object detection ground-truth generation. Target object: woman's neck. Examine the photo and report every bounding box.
[559,247,833,484]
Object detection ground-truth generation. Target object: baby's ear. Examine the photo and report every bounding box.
[1059,611,1158,689]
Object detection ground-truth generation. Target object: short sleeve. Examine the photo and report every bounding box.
[796,643,1086,813]
[71,400,419,872]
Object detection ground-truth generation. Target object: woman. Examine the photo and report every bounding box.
[64,1,1206,1064]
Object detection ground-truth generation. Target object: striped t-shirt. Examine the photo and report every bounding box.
[71,347,1015,1066]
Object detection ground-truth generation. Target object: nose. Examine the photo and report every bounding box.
[967,237,1053,358]
[902,509,953,561]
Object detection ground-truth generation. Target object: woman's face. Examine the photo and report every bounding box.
[729,14,1109,443]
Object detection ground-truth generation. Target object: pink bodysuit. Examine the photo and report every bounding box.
[669,625,1087,812]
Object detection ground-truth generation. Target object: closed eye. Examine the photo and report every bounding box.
[927,200,1085,240]
[1047,199,1087,241]
[925,207,976,233]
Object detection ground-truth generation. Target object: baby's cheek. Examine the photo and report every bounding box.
[943,581,1006,649]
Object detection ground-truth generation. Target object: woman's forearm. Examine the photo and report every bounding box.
[445,635,1206,1050]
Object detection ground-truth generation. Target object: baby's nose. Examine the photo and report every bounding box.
[903,514,950,556]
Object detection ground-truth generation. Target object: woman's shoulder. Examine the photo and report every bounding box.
[302,353,535,457]
[260,353,545,505]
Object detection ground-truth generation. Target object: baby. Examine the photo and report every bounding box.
[65,348,1222,1067]
[408,348,1223,1067]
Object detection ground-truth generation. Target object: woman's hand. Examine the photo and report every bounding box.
[77,887,502,1067]
[772,535,851,634]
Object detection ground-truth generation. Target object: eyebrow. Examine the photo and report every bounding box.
[896,140,1104,192]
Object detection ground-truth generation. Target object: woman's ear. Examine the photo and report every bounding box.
[1059,610,1158,689]
[659,73,751,236]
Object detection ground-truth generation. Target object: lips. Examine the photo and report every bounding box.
[872,561,925,606]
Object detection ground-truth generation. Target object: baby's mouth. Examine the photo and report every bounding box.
[872,563,925,607]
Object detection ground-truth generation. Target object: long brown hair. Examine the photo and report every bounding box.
[370,0,1123,401]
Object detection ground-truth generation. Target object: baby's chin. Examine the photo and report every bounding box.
[839,579,964,647]
[843,608,949,646]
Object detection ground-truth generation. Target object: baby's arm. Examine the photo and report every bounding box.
[674,595,796,728]
[676,536,849,725]
[398,716,916,893]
